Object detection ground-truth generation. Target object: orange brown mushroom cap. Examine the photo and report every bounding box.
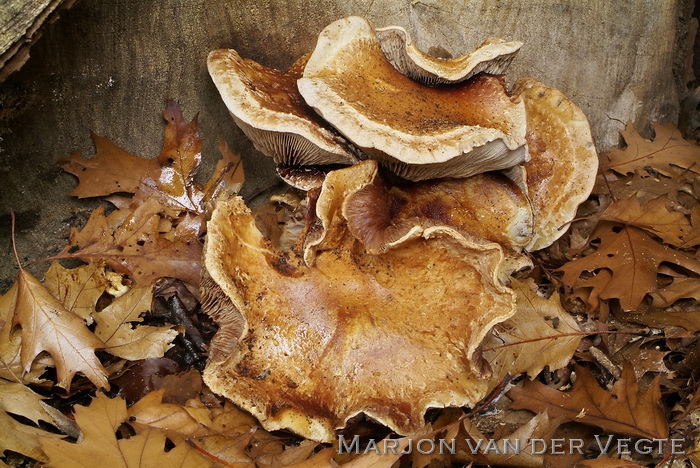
[297,16,528,181]
[201,166,517,442]
[340,161,534,255]
[514,78,599,251]
[375,27,523,85]
[207,49,359,167]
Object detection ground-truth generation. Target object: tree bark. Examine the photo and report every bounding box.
[0,0,695,286]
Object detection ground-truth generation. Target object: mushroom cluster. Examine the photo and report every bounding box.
[203,16,598,442]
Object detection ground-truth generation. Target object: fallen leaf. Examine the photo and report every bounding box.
[40,392,210,468]
[456,412,561,468]
[153,101,204,213]
[60,134,159,198]
[484,278,582,382]
[59,201,202,286]
[617,309,700,333]
[571,269,613,313]
[202,139,245,203]
[60,101,204,214]
[613,343,669,379]
[606,123,700,177]
[508,363,668,439]
[599,196,692,247]
[93,285,178,360]
[5,270,108,389]
[0,380,76,432]
[0,410,62,462]
[128,390,212,438]
[558,222,700,311]
[256,439,320,467]
[43,262,108,323]
[651,277,700,307]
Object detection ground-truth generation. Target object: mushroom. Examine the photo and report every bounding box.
[297,16,528,182]
[207,49,360,168]
[375,27,523,85]
[201,165,517,442]
[339,161,533,255]
[514,78,598,251]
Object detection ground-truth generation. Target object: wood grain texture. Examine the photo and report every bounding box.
[0,0,75,82]
[0,0,694,287]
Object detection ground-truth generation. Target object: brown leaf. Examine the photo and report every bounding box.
[7,270,108,389]
[40,393,210,468]
[0,380,74,462]
[599,196,692,247]
[43,262,108,323]
[60,101,205,214]
[202,139,245,203]
[617,309,700,333]
[59,201,202,285]
[606,122,700,177]
[0,410,62,462]
[128,390,213,438]
[456,412,561,468]
[93,285,178,360]
[153,101,204,213]
[558,222,700,310]
[651,277,700,307]
[609,338,669,379]
[0,380,76,431]
[508,363,668,439]
[60,134,159,198]
[484,278,582,382]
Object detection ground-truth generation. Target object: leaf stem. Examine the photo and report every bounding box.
[482,330,642,352]
[9,209,22,269]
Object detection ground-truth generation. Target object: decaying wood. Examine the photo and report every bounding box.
[0,0,76,83]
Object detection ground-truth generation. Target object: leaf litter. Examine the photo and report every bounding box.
[0,102,698,467]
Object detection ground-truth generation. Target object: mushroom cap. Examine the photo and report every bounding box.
[207,49,359,166]
[202,177,516,442]
[514,78,598,251]
[297,16,528,181]
[337,161,533,254]
[375,27,523,85]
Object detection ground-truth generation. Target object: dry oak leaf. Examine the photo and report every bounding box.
[650,277,700,307]
[202,139,245,203]
[618,308,700,333]
[60,100,205,214]
[0,409,63,462]
[0,380,74,462]
[0,271,109,389]
[44,261,108,323]
[40,392,210,468]
[455,412,561,468]
[127,390,213,438]
[483,277,582,383]
[59,199,202,286]
[508,363,668,439]
[0,380,77,435]
[93,285,178,360]
[606,122,700,177]
[128,391,263,467]
[599,196,692,248]
[558,222,700,311]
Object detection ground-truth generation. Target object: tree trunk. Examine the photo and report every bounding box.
[0,0,695,286]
